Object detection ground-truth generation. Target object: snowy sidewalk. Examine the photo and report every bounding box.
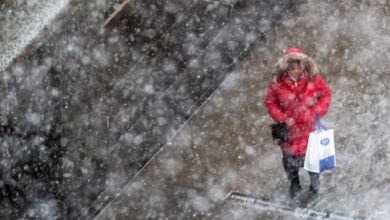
[95,1,390,219]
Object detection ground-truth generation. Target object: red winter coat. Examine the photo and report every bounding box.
[265,72,331,156]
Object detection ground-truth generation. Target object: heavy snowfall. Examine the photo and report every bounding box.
[1,0,390,219]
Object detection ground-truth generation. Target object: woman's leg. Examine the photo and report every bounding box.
[308,172,320,193]
[282,152,301,198]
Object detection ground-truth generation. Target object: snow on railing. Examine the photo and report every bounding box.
[0,0,69,72]
[227,192,369,220]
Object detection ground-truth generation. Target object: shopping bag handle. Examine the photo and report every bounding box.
[314,113,327,132]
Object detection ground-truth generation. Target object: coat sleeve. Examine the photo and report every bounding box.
[312,75,331,117]
[264,81,289,122]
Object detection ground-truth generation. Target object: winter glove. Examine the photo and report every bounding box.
[271,122,288,142]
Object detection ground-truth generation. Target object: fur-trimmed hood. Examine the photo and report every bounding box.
[275,48,319,75]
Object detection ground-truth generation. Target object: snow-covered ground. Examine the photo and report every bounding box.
[96,1,390,219]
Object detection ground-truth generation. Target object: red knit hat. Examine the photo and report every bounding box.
[275,48,319,74]
[284,47,303,56]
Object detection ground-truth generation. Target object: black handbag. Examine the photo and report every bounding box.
[271,122,288,142]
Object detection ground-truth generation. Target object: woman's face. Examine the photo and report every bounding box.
[287,61,303,80]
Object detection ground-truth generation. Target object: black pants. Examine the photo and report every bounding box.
[282,152,320,189]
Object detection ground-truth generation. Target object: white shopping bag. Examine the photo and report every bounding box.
[304,115,336,173]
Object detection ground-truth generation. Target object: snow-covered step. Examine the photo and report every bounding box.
[0,0,70,72]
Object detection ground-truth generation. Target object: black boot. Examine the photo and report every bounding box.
[282,152,303,199]
[289,182,302,199]
[309,184,319,194]
[308,172,320,194]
